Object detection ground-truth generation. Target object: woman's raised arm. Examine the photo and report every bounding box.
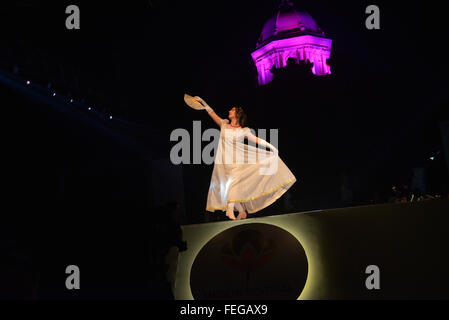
[194,96,222,127]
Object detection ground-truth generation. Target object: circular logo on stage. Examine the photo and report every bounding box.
[190,223,308,299]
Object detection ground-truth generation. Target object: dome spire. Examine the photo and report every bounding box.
[275,0,294,34]
[279,0,294,9]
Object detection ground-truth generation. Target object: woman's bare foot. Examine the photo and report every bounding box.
[226,209,236,220]
[236,211,247,220]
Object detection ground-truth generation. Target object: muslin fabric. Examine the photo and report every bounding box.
[206,119,296,213]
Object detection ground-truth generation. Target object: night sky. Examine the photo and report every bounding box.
[2,1,448,124]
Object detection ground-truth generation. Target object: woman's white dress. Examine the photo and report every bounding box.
[206,119,296,213]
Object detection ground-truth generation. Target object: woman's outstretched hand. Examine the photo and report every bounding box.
[265,141,278,154]
[194,96,205,105]
[195,96,222,126]
[194,96,213,113]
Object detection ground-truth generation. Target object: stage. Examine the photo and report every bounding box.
[171,199,449,299]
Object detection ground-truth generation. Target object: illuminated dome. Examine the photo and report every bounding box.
[257,1,325,49]
[251,0,332,85]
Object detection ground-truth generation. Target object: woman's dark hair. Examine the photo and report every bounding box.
[234,107,247,127]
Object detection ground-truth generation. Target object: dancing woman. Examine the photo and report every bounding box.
[194,96,296,220]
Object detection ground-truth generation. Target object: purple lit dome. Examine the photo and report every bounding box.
[257,0,324,48]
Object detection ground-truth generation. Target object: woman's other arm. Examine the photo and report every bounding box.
[246,129,278,153]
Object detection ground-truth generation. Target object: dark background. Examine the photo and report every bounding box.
[1,0,448,299]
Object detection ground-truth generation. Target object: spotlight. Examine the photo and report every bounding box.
[53,93,56,96]
[430,156,434,161]
[109,115,113,119]
[26,81,30,85]
[70,99,73,103]
[88,107,91,111]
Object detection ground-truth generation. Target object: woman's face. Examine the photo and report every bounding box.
[228,107,237,120]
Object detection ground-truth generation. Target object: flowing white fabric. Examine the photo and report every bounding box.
[206,119,296,213]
